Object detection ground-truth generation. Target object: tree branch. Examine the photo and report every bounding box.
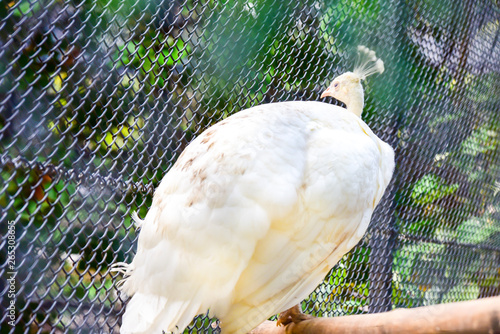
[249,296,500,334]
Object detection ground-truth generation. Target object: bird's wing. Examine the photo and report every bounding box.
[354,117,395,208]
[118,104,313,334]
[118,101,394,334]
[219,102,395,334]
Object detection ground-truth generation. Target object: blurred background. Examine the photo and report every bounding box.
[0,0,499,332]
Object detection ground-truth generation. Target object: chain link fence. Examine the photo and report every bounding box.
[1,0,499,332]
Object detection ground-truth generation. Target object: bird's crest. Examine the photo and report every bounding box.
[353,45,384,80]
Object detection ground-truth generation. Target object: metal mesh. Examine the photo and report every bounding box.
[1,0,499,332]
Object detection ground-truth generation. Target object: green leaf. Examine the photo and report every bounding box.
[12,1,40,17]
[461,127,497,156]
[456,216,500,245]
[411,174,459,205]
[442,282,479,302]
[166,38,189,66]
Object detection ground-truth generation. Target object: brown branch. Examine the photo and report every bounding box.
[249,296,500,334]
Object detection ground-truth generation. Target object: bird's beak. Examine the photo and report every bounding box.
[320,86,333,99]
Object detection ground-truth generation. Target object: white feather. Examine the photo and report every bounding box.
[131,211,143,228]
[116,101,395,334]
[354,45,385,80]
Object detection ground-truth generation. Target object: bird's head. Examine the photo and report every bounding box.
[321,46,384,118]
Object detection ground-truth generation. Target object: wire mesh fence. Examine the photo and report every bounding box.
[1,0,499,332]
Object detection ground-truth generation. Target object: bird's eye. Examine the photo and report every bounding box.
[334,82,339,89]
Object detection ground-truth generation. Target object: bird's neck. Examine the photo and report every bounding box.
[346,87,364,118]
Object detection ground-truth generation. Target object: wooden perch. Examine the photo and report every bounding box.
[249,296,500,334]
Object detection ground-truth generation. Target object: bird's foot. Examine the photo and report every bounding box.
[276,304,313,327]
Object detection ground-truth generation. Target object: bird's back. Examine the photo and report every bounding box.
[118,101,394,334]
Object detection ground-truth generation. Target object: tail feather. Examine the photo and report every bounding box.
[120,293,202,334]
[162,299,203,333]
[120,293,168,334]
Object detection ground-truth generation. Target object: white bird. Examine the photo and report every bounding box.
[113,45,394,334]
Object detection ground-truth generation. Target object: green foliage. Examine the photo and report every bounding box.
[456,212,500,245]
[411,174,459,205]
[461,127,498,156]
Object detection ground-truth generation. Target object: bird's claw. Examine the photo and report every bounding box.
[276,305,313,327]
